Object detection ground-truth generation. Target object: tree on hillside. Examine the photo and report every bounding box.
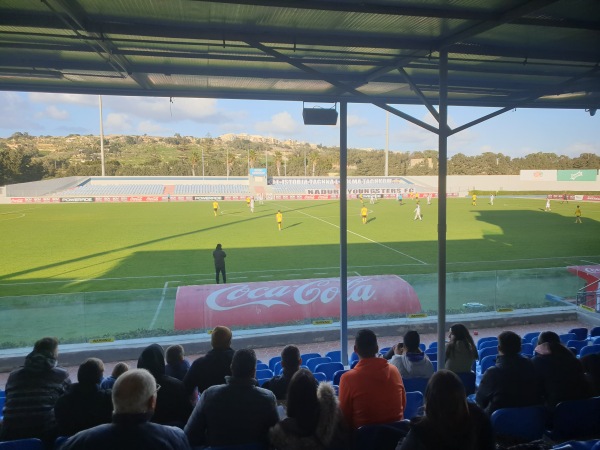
[226,151,236,177]
[274,150,283,176]
[189,151,200,176]
[249,149,257,169]
[308,150,319,176]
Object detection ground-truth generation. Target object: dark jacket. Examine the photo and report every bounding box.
[183,347,234,395]
[184,376,279,447]
[532,342,591,408]
[0,350,71,442]
[54,382,113,436]
[213,249,226,269]
[269,383,349,450]
[263,372,295,401]
[397,403,494,450]
[475,354,543,415]
[61,413,191,450]
[137,344,194,427]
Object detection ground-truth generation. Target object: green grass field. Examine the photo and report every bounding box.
[1,197,599,347]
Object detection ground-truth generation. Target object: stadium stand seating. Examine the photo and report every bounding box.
[478,346,499,361]
[523,331,541,344]
[568,340,589,356]
[591,327,600,339]
[570,328,589,341]
[404,391,424,420]
[478,340,499,351]
[256,363,269,371]
[521,343,534,357]
[560,333,578,345]
[312,372,327,383]
[300,353,322,365]
[325,350,342,362]
[546,397,600,442]
[424,348,437,362]
[272,361,283,376]
[456,371,476,396]
[314,362,344,382]
[333,369,349,386]
[255,369,274,379]
[479,355,497,375]
[306,357,331,373]
[580,345,600,358]
[491,405,547,443]
[477,336,498,349]
[354,421,409,450]
[402,377,429,395]
[268,356,281,372]
[0,439,44,450]
[428,342,437,350]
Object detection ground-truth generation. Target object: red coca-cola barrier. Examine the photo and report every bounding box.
[568,265,600,292]
[174,275,422,330]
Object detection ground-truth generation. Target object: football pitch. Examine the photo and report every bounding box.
[0,197,599,347]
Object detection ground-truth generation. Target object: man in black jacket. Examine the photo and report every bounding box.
[184,348,279,448]
[476,331,543,415]
[183,325,234,397]
[0,337,71,445]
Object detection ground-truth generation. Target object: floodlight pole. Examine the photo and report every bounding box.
[437,50,448,367]
[339,101,349,366]
[385,111,389,177]
[99,95,105,177]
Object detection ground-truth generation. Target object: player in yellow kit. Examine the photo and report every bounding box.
[575,205,582,223]
[212,200,219,216]
[276,210,283,231]
[361,205,368,224]
[472,193,477,206]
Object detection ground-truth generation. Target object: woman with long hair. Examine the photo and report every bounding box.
[445,323,479,373]
[269,368,348,450]
[397,370,494,450]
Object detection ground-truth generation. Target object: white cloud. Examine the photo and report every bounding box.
[0,92,35,132]
[137,120,167,134]
[39,105,69,120]
[28,92,97,106]
[105,113,133,133]
[347,114,369,127]
[106,97,222,122]
[564,142,599,158]
[255,111,298,134]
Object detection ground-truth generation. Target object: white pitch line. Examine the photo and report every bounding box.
[0,213,25,222]
[274,202,428,265]
[150,280,178,329]
[354,271,361,276]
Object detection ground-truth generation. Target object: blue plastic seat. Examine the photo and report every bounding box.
[569,327,589,341]
[333,369,349,386]
[314,362,344,381]
[256,362,269,371]
[591,327,600,338]
[306,357,331,372]
[354,421,410,450]
[404,391,424,420]
[268,356,281,372]
[456,371,476,395]
[560,333,578,345]
[257,378,270,387]
[325,350,342,362]
[477,336,498,349]
[546,397,600,442]
[428,342,438,350]
[0,439,44,450]
[255,368,274,379]
[478,346,499,361]
[521,343,534,357]
[424,348,437,362]
[478,340,499,351]
[312,372,327,382]
[300,353,321,365]
[379,346,392,356]
[479,355,497,375]
[567,340,589,356]
[350,352,359,364]
[523,331,541,344]
[402,377,429,395]
[491,405,547,443]
[580,345,600,358]
[273,361,283,375]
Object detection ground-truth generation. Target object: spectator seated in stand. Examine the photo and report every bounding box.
[397,370,495,450]
[165,345,191,381]
[581,353,600,397]
[100,362,129,390]
[55,358,113,437]
[389,330,434,380]
[137,343,193,427]
[183,326,234,398]
[61,368,191,450]
[269,368,349,450]
[184,348,279,448]
[445,323,479,374]
[339,329,406,430]
[532,331,592,409]
[475,331,543,416]
[0,337,71,447]
[263,344,302,401]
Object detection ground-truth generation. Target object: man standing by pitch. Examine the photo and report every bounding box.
[213,244,226,284]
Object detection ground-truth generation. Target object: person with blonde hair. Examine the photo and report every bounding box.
[100,361,129,389]
[61,369,191,450]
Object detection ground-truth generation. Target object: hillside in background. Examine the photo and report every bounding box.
[1,131,599,185]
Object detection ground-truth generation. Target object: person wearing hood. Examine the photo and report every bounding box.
[137,343,194,427]
[55,358,113,436]
[389,330,434,380]
[0,337,71,445]
[269,369,349,450]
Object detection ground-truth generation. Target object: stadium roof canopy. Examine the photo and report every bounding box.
[0,0,599,116]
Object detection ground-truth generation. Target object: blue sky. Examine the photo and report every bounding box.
[0,91,598,158]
